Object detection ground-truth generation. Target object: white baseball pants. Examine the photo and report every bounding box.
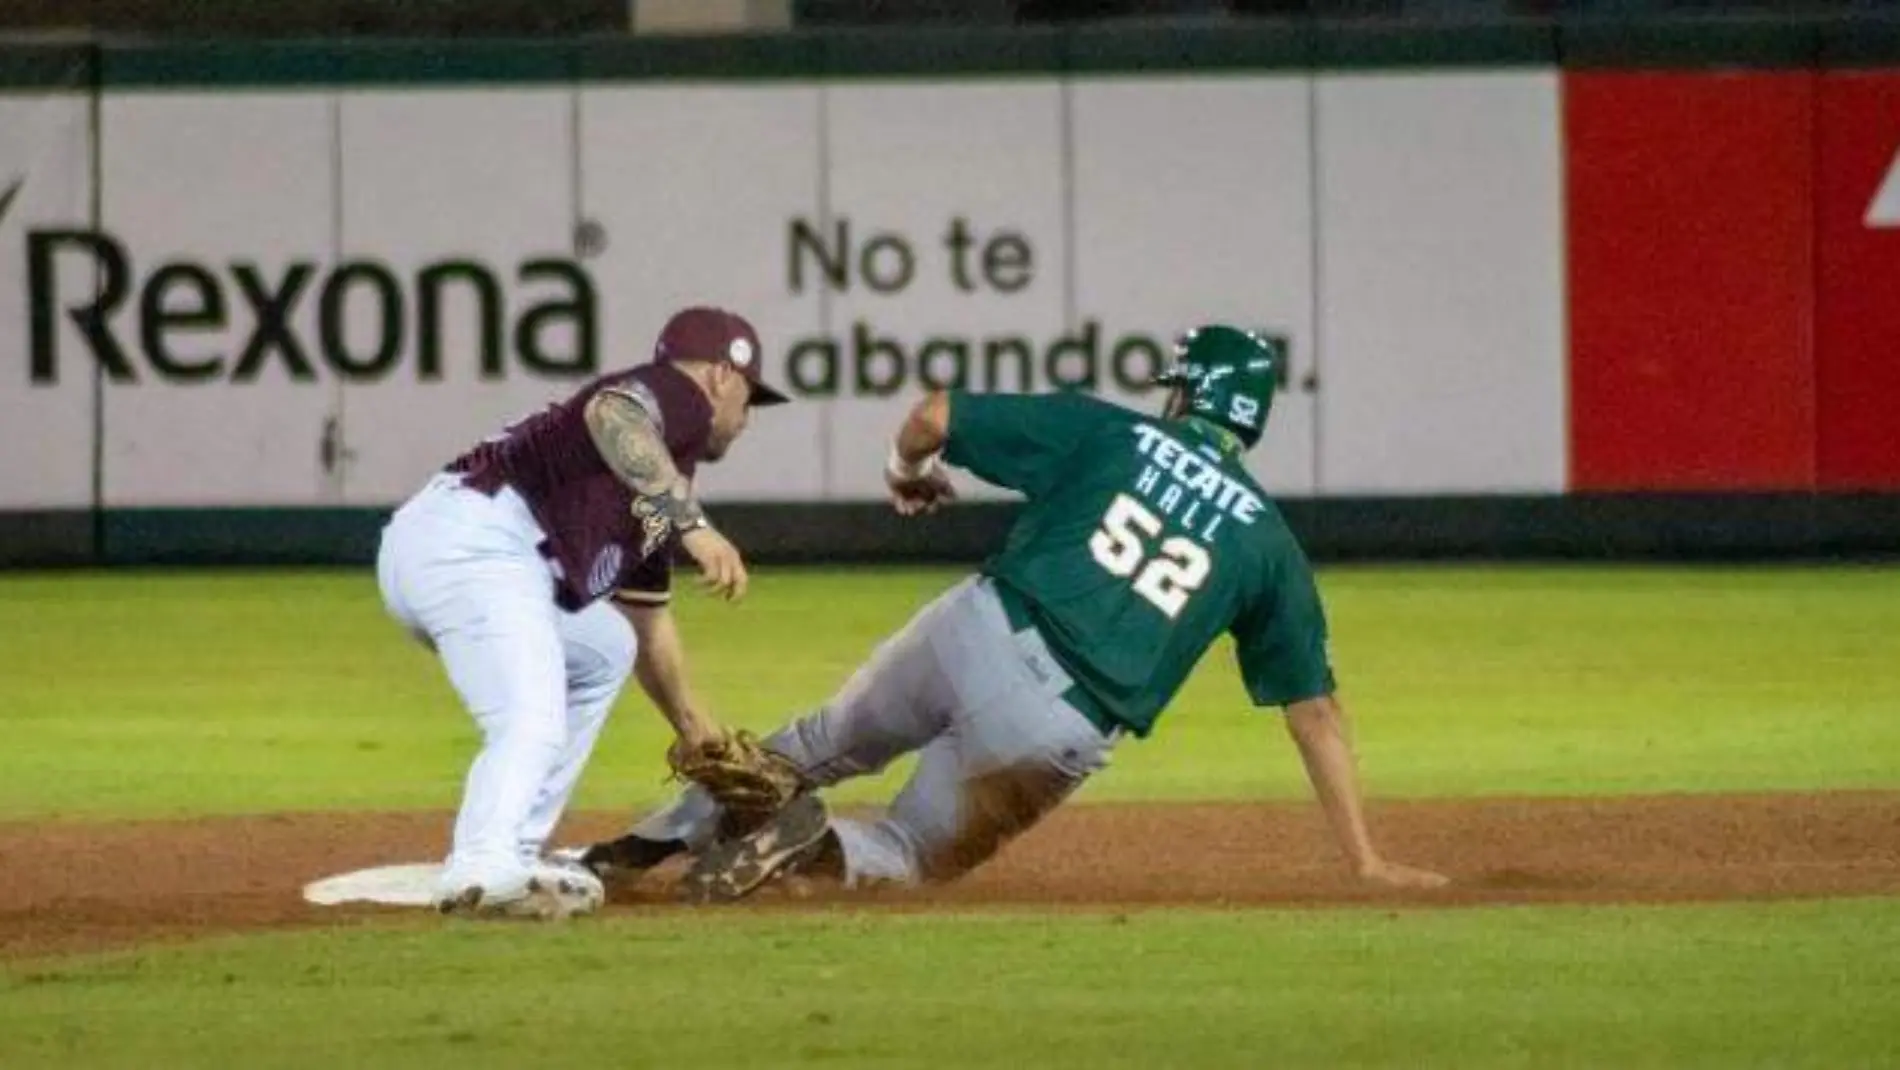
[376,473,637,899]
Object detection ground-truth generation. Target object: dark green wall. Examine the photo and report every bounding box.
[6,13,1900,92]
[4,496,1898,568]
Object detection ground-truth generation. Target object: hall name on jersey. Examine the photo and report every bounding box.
[1130,424,1265,542]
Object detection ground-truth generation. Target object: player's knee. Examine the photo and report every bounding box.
[487,704,569,756]
[570,614,636,694]
[588,639,635,694]
[763,716,859,784]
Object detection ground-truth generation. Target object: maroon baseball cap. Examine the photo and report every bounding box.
[652,306,789,406]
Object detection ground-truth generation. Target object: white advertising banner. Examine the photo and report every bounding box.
[0,90,96,508]
[1313,72,1567,494]
[6,72,1569,512]
[818,80,1068,501]
[1069,76,1318,495]
[95,92,341,507]
[579,83,826,501]
[335,87,581,505]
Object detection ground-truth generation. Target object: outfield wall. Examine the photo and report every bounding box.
[3,22,1899,564]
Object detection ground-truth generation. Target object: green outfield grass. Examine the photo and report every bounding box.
[4,565,1895,1070]
[1,565,1896,820]
[6,899,1898,1069]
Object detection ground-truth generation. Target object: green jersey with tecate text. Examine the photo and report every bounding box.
[944,390,1334,737]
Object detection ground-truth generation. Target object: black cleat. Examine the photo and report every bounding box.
[550,835,685,888]
[581,835,686,875]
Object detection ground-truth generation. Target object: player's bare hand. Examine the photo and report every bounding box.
[668,722,726,765]
[681,526,748,602]
[1356,858,1450,889]
[885,469,957,518]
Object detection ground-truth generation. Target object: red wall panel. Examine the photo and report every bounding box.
[1566,72,1817,491]
[1816,72,1900,490]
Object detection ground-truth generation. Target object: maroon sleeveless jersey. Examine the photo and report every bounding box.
[449,363,713,611]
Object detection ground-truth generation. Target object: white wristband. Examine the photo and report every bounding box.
[886,442,941,482]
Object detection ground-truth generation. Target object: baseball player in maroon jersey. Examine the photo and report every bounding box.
[376,306,788,919]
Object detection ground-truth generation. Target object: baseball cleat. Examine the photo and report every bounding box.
[435,882,557,920]
[680,793,830,905]
[434,864,604,921]
[529,859,607,918]
[553,835,686,882]
[435,884,488,916]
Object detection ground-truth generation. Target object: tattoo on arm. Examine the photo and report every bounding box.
[585,392,707,533]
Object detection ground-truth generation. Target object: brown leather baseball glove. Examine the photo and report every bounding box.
[667,729,810,839]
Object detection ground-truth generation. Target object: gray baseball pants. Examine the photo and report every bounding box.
[630,576,1118,885]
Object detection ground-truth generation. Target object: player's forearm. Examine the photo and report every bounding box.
[584,392,707,532]
[638,662,709,743]
[622,605,713,743]
[893,391,951,466]
[1284,696,1380,873]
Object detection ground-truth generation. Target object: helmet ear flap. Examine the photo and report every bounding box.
[1159,383,1192,421]
[1155,341,1192,387]
[1153,329,1199,386]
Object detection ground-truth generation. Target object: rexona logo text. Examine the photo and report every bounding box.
[26,229,598,385]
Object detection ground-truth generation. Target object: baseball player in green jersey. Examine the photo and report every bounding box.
[577,324,1447,900]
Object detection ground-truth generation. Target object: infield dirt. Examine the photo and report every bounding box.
[4,792,1898,960]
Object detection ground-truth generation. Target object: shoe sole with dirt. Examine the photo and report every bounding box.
[435,872,602,921]
[679,794,829,905]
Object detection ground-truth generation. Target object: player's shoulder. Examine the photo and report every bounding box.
[960,387,1128,411]
[549,366,646,420]
[1227,456,1275,504]
[951,388,1139,442]
[600,363,711,432]
[592,364,659,406]
[1035,389,1143,430]
[1219,472,1301,557]
[1245,505,1316,590]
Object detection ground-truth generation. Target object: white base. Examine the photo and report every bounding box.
[302,863,444,907]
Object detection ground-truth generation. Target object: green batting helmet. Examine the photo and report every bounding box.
[1154,325,1284,448]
